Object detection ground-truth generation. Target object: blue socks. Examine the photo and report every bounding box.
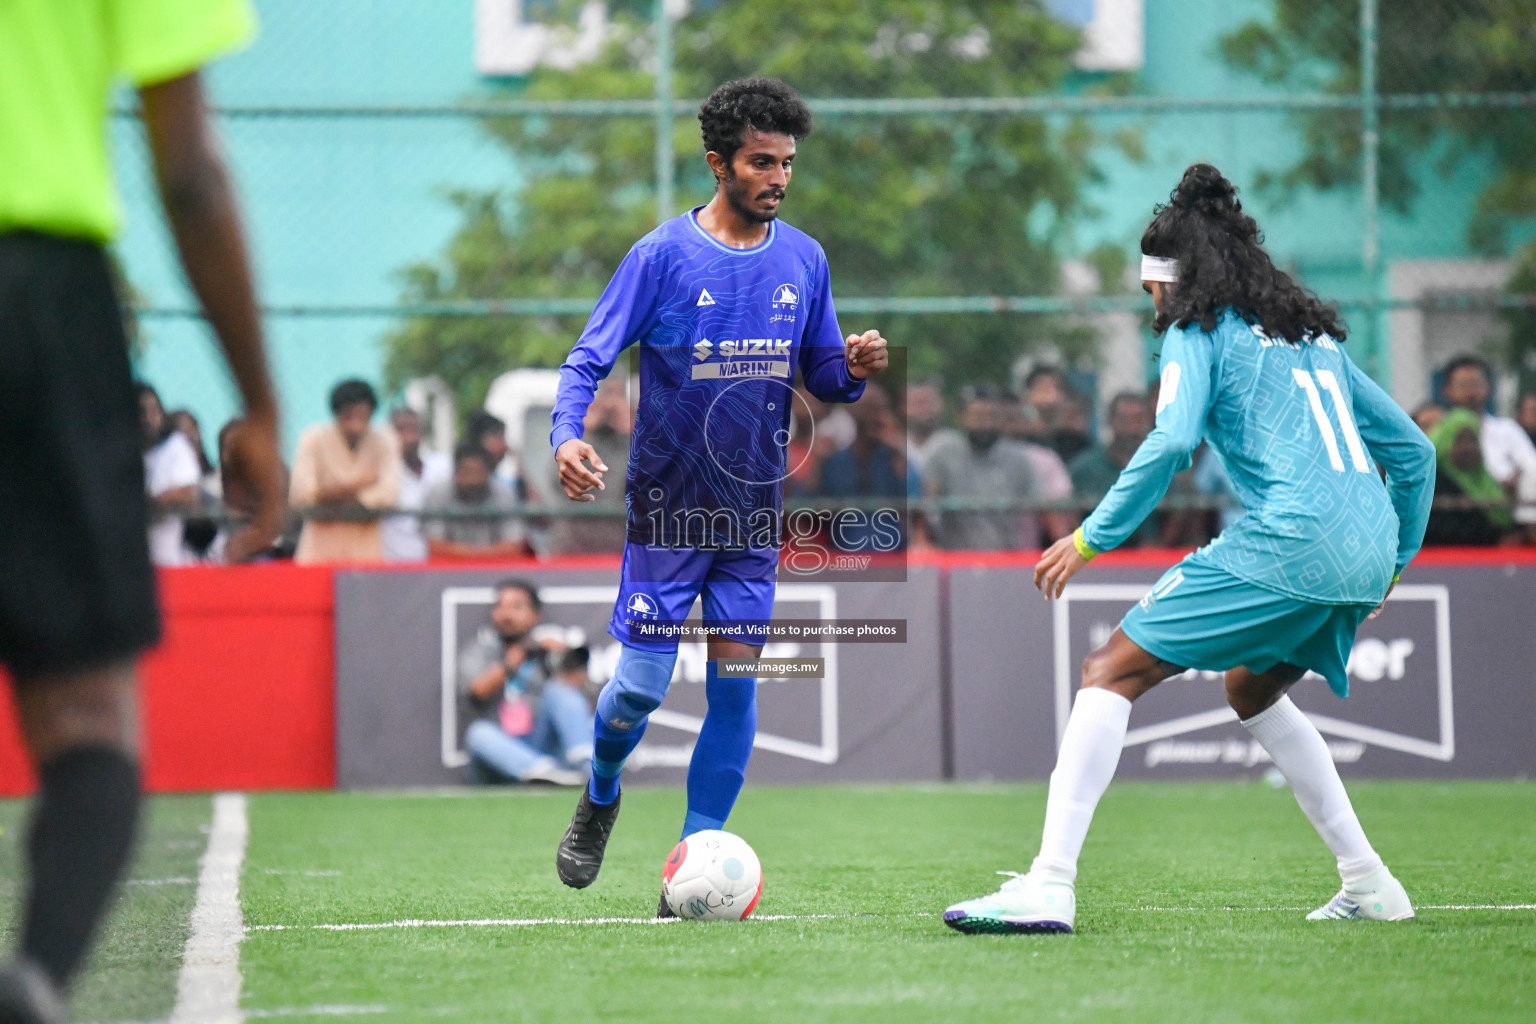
[589,644,676,804]
[682,661,757,838]
[586,647,759,835]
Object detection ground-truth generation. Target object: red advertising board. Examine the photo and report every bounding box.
[0,563,336,795]
[1,549,1531,794]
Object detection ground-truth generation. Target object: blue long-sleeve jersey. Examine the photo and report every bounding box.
[552,209,866,548]
[1082,309,1436,605]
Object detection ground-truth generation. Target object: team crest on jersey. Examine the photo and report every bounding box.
[771,283,799,307]
[626,593,660,618]
[697,288,716,307]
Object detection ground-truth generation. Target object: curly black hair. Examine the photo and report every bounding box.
[1141,163,1347,344]
[698,77,813,169]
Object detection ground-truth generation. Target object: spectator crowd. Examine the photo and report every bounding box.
[136,353,1536,567]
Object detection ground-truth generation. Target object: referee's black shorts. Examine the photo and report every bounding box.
[0,232,161,680]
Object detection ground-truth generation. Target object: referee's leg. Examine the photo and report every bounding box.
[10,662,142,996]
[0,232,152,1017]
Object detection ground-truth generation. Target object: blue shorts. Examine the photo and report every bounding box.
[1119,555,1373,698]
[609,542,779,652]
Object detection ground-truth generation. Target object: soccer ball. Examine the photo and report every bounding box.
[661,829,763,921]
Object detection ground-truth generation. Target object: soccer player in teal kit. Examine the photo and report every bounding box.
[549,77,888,915]
[943,165,1436,934]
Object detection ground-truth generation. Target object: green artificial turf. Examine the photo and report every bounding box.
[0,794,210,1024]
[3,782,1532,1022]
[240,782,1534,1024]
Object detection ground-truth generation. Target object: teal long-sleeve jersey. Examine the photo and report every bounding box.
[1081,309,1436,605]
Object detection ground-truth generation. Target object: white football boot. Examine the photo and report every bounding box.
[942,871,1076,934]
[1307,866,1415,921]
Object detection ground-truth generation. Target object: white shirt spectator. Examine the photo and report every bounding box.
[819,405,857,451]
[1015,440,1074,503]
[492,452,520,495]
[382,449,451,562]
[909,427,961,475]
[1480,414,1536,524]
[144,431,201,566]
[423,478,526,549]
[1016,439,1076,548]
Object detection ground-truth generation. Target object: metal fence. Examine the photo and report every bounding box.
[120,1,1536,376]
[117,0,1536,555]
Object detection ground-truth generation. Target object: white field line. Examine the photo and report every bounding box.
[84,1006,390,1024]
[1132,904,1536,912]
[248,913,837,932]
[170,793,249,1024]
[244,1007,389,1019]
[246,904,1534,933]
[1420,904,1536,910]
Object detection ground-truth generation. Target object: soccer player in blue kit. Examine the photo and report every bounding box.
[943,165,1436,934]
[551,77,889,915]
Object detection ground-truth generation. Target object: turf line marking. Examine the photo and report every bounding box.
[129,877,197,886]
[244,1007,389,1018]
[1134,904,1536,912]
[245,903,1536,936]
[1421,904,1536,910]
[247,913,838,932]
[242,908,1536,939]
[170,793,249,1024]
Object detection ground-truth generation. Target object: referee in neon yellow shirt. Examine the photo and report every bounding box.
[0,3,282,1018]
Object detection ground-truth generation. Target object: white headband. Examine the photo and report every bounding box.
[1140,255,1180,283]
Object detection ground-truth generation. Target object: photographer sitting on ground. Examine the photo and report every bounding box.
[458,579,592,786]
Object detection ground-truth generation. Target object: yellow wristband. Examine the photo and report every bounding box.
[1391,573,1401,585]
[1072,527,1099,561]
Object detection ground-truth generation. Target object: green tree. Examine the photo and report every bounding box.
[1219,0,1536,380]
[386,0,1112,407]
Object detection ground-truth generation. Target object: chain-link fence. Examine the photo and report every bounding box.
[119,0,1536,559]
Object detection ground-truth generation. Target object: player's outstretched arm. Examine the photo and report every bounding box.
[799,254,870,402]
[1077,326,1215,558]
[1346,359,1436,579]
[141,71,282,562]
[550,246,658,500]
[555,439,608,502]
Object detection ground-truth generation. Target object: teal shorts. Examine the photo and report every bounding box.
[1119,556,1373,698]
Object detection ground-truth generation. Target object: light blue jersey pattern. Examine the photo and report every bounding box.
[1083,309,1435,605]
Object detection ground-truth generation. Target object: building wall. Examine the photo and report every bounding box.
[116,1,514,453]
[111,1,1518,450]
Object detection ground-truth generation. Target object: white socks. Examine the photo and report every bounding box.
[1031,687,1133,883]
[1029,689,1384,890]
[1241,696,1384,887]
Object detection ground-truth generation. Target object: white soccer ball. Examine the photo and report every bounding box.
[661,829,763,921]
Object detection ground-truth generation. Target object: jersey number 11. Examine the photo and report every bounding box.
[1292,369,1370,473]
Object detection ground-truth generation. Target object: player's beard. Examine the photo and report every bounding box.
[723,172,784,224]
